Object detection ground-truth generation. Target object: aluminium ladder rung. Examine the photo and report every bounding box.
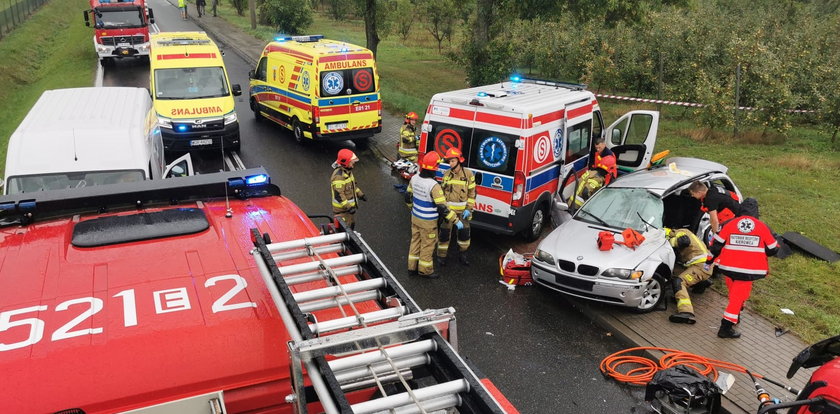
[349,379,469,414]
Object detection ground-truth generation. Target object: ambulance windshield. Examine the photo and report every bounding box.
[95,8,144,29]
[155,67,229,100]
[6,170,146,194]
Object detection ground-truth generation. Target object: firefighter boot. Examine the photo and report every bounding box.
[436,256,448,267]
[717,319,742,339]
[669,312,697,324]
[420,272,440,279]
[459,252,470,266]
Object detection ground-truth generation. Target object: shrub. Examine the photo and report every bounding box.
[257,0,313,34]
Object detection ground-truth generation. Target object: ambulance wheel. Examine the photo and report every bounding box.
[100,58,113,67]
[292,119,304,143]
[353,137,369,149]
[633,272,665,313]
[250,98,263,122]
[523,203,547,242]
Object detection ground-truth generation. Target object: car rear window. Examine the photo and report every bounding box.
[320,68,376,96]
[72,208,209,247]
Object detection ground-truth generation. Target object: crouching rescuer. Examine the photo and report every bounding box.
[665,228,714,324]
[406,152,461,279]
[437,148,476,266]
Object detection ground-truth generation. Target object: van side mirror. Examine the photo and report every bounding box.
[248,70,256,80]
[232,84,242,96]
[83,10,90,26]
[148,8,155,24]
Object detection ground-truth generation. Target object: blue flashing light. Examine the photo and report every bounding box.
[509,74,522,83]
[228,177,245,190]
[477,91,488,97]
[274,35,291,42]
[176,125,189,132]
[245,174,269,186]
[18,200,37,213]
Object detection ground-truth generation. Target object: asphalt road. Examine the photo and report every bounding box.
[102,1,649,411]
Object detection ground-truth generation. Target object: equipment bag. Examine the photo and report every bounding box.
[597,231,615,251]
[499,249,533,286]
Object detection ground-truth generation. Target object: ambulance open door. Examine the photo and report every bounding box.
[605,110,659,173]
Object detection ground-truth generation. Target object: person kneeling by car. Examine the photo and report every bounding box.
[665,227,714,324]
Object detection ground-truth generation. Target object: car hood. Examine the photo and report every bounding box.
[539,219,667,270]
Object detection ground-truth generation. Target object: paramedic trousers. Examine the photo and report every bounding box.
[408,218,438,276]
[675,263,712,314]
[723,276,753,324]
[573,170,605,208]
[334,212,356,230]
[437,211,470,258]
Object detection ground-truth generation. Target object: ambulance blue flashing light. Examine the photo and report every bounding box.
[274,35,291,42]
[509,74,523,83]
[292,35,325,43]
[477,92,488,97]
[245,174,269,186]
[176,125,189,132]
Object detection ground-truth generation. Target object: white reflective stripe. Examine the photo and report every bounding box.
[767,241,779,249]
[713,233,725,243]
[717,264,766,274]
[687,254,708,264]
[409,255,419,260]
[399,147,418,154]
[722,245,766,253]
[723,311,740,320]
[447,201,467,207]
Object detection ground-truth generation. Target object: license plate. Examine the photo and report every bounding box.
[327,123,347,131]
[190,139,213,146]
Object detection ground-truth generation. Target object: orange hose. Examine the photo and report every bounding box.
[600,346,764,386]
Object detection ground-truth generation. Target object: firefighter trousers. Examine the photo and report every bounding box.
[674,264,712,314]
[398,147,418,162]
[573,170,605,208]
[437,211,470,258]
[334,212,356,230]
[408,218,438,276]
[723,276,753,324]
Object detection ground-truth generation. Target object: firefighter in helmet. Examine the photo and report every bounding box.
[406,152,461,278]
[331,149,366,230]
[437,147,476,266]
[398,112,419,161]
[664,227,714,325]
[573,137,618,209]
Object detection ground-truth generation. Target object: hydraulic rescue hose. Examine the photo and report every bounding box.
[599,346,799,395]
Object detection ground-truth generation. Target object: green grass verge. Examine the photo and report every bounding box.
[0,0,97,176]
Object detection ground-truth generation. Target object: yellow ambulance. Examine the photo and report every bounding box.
[248,35,381,144]
[149,31,241,151]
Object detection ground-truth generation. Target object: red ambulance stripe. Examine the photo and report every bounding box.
[479,186,512,203]
[533,109,565,125]
[567,102,594,119]
[157,53,216,60]
[319,53,372,63]
[286,97,311,111]
[293,66,302,73]
[525,180,557,204]
[446,107,477,122]
[476,112,522,128]
[265,45,313,61]
[290,74,299,81]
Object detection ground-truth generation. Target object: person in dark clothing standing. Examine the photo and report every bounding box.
[689,181,741,235]
[196,0,205,17]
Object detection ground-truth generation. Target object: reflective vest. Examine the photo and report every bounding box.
[331,166,362,213]
[441,166,476,212]
[670,229,711,266]
[408,175,451,222]
[711,216,778,281]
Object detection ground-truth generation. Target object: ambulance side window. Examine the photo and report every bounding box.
[425,122,473,159]
[468,129,517,176]
[255,58,267,81]
[565,121,592,164]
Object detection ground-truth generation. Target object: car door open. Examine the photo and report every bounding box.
[163,153,195,178]
[605,110,660,172]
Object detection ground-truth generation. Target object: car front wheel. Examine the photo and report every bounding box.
[633,273,665,313]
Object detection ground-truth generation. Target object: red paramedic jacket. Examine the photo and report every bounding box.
[709,215,779,281]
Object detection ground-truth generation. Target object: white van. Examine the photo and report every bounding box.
[3,87,192,194]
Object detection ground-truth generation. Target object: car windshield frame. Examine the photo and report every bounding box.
[154,67,230,100]
[575,187,663,232]
[6,170,146,194]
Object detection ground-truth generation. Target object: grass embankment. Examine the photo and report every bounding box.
[0,0,96,175]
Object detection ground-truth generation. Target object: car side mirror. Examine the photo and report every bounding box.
[554,200,569,212]
[248,70,256,79]
[232,84,242,96]
[148,8,155,24]
[83,10,90,26]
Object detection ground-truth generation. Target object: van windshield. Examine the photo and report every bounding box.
[6,170,146,194]
[154,67,229,100]
[95,8,144,29]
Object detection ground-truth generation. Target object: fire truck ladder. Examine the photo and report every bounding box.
[251,226,508,414]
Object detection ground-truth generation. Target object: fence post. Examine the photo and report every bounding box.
[657,52,663,113]
[734,63,741,137]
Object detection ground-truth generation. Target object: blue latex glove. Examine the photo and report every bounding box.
[462,210,472,220]
[455,220,464,230]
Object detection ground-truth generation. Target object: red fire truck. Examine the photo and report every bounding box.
[83,0,156,66]
[0,168,516,414]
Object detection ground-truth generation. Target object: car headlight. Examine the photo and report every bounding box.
[224,112,238,125]
[601,268,644,280]
[534,249,555,265]
[158,116,173,129]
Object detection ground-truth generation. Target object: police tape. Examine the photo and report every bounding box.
[594,93,815,114]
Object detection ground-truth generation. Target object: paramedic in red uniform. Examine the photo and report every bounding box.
[573,137,617,209]
[689,181,741,234]
[708,198,778,338]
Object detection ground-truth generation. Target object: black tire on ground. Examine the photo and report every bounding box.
[523,203,547,242]
[100,58,113,67]
[293,119,304,144]
[250,98,263,122]
[632,272,666,313]
[353,137,370,149]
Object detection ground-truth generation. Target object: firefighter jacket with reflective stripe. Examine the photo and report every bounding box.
[399,124,418,155]
[331,166,364,214]
[441,166,476,212]
[669,229,711,266]
[406,175,456,224]
[710,215,779,281]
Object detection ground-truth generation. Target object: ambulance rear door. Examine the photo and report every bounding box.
[318,56,378,133]
[557,98,596,203]
[605,110,659,173]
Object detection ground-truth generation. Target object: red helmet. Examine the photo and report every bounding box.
[405,112,418,121]
[444,147,464,163]
[419,152,441,171]
[336,148,358,168]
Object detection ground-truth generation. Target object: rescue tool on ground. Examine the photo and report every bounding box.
[249,35,382,145]
[418,76,660,241]
[83,0,155,66]
[0,168,516,413]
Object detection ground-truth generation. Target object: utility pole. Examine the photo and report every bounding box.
[734,63,741,137]
[248,0,256,30]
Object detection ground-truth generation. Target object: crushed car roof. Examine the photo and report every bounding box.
[610,157,729,197]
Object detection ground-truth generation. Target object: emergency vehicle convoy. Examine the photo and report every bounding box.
[0,169,515,414]
[83,0,156,65]
[418,77,659,240]
[149,32,242,152]
[248,35,382,144]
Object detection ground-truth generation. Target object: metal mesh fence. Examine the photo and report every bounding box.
[0,0,49,40]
